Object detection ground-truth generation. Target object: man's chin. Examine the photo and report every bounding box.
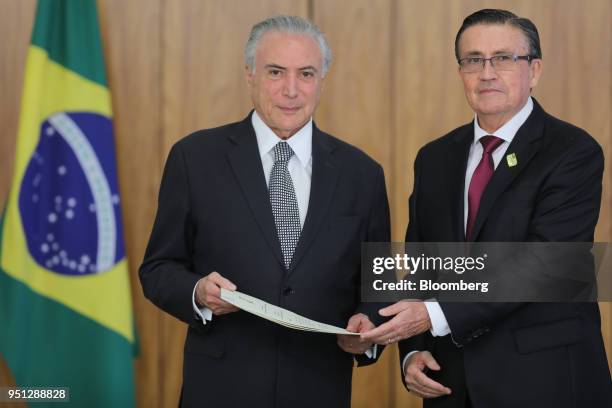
[473,101,511,116]
[277,120,308,135]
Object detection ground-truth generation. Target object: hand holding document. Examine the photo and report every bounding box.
[220,288,359,336]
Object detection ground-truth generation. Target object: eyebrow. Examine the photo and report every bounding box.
[298,66,318,72]
[265,64,286,70]
[462,48,516,57]
[264,64,318,72]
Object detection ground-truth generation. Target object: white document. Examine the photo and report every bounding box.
[220,288,359,336]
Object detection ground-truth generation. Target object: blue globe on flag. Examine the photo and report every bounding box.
[18,112,125,276]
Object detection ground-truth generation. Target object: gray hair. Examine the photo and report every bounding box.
[245,15,332,76]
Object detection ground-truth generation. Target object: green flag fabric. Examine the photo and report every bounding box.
[0,0,136,406]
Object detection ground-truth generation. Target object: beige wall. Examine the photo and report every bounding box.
[1,1,610,407]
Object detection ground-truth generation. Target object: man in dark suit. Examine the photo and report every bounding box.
[139,15,390,408]
[362,9,611,408]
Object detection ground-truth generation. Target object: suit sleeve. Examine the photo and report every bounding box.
[440,134,604,346]
[354,164,391,366]
[139,143,202,325]
[355,164,391,324]
[398,149,433,385]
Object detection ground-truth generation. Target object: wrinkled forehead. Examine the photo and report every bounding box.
[458,23,530,56]
[255,31,323,68]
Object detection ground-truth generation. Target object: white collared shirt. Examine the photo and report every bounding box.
[463,97,533,231]
[250,115,377,359]
[405,98,535,373]
[428,97,533,337]
[252,110,313,228]
[192,111,313,323]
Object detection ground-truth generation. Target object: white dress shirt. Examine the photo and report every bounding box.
[404,97,534,371]
[192,110,313,323]
[252,110,313,227]
[190,112,376,358]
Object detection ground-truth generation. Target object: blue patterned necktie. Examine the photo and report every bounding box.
[269,141,301,268]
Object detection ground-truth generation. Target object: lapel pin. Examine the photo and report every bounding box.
[506,153,518,168]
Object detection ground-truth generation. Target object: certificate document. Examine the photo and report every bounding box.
[220,288,359,336]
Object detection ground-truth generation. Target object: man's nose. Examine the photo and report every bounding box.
[479,59,497,81]
[282,74,298,98]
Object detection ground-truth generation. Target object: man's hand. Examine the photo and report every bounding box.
[404,351,451,398]
[360,300,431,344]
[195,271,239,315]
[337,313,375,354]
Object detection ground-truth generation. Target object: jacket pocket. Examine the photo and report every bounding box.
[513,316,582,354]
[184,327,226,358]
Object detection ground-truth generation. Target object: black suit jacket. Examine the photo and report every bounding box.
[140,113,390,408]
[399,100,612,408]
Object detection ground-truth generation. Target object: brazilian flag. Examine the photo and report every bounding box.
[0,0,136,406]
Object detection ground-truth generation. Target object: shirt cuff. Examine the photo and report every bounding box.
[192,281,213,324]
[402,351,420,376]
[365,343,378,359]
[424,300,450,337]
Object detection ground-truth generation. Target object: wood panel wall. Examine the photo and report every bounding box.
[1,1,610,407]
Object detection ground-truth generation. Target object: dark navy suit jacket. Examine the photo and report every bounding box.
[140,113,390,408]
[400,100,612,408]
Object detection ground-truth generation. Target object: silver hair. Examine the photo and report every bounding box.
[244,15,332,77]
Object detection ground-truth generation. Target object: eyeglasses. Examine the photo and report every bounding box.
[458,54,537,73]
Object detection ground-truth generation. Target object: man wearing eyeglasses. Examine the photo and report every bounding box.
[361,8,612,408]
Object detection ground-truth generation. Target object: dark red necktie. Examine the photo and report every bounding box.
[466,135,504,239]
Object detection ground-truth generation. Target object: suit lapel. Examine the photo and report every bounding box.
[226,114,285,268]
[289,125,339,272]
[450,126,474,241]
[469,100,547,241]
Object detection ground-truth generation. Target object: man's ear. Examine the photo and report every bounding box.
[245,65,254,88]
[529,58,543,89]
